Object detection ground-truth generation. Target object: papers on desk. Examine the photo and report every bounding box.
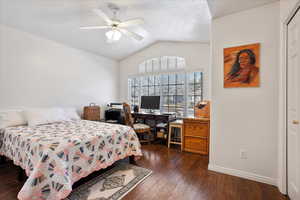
[156,123,167,128]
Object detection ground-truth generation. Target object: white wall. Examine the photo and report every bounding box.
[209,2,280,185]
[0,25,119,117]
[119,41,211,101]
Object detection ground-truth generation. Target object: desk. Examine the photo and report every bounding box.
[131,112,176,141]
[132,112,176,122]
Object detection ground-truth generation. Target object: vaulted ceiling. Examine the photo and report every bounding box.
[0,0,211,60]
[0,0,279,60]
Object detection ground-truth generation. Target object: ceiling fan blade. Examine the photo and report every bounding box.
[80,26,111,30]
[93,9,113,25]
[118,18,144,28]
[117,28,144,41]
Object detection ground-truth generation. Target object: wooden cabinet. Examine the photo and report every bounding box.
[183,118,210,155]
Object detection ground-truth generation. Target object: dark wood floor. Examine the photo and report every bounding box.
[0,144,287,200]
[126,144,287,200]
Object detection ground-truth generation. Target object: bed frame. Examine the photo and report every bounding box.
[0,155,136,182]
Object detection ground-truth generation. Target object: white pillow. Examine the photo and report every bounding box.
[63,108,81,120]
[24,108,68,127]
[0,110,27,129]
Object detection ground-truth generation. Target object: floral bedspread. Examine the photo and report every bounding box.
[0,120,142,200]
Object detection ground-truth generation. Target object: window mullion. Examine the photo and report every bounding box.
[138,77,141,107]
[168,75,171,113]
[159,75,163,113]
[201,72,204,101]
[194,72,196,116]
[175,74,177,115]
[167,58,170,113]
[175,59,178,115]
[184,73,188,117]
[147,76,149,96]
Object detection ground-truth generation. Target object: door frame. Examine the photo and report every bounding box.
[279,0,300,195]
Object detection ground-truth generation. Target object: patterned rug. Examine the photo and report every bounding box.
[66,163,152,200]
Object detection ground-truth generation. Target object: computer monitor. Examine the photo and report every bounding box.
[140,96,160,110]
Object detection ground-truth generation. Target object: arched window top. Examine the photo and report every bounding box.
[139,56,186,74]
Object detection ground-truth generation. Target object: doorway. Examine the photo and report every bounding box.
[287,7,300,200]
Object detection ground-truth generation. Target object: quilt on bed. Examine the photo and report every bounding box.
[0,120,142,200]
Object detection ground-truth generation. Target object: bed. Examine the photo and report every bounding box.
[0,120,142,200]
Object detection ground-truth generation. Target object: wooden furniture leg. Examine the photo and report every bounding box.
[18,167,26,182]
[180,125,183,151]
[0,156,6,165]
[168,121,183,150]
[129,155,137,165]
[148,130,152,145]
[168,125,171,148]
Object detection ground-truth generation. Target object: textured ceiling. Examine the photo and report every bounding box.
[0,0,211,60]
[207,0,278,18]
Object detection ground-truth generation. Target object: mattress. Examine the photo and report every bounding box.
[0,120,142,200]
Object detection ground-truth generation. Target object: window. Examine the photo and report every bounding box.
[128,71,203,117]
[139,56,186,73]
[128,56,204,117]
[140,75,160,96]
[161,73,185,117]
[128,77,139,106]
[187,72,203,116]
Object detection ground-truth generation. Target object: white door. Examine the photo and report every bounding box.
[288,8,300,200]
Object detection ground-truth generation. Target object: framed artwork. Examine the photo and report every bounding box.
[224,43,260,88]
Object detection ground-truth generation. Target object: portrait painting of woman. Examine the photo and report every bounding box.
[224,43,260,88]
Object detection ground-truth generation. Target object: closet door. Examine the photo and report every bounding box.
[287,8,300,200]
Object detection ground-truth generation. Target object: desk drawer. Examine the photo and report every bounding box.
[184,123,208,137]
[184,136,208,154]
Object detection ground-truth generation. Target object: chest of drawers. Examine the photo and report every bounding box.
[183,118,210,155]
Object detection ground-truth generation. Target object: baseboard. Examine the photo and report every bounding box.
[208,164,277,186]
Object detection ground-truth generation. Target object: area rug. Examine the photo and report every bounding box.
[66,163,152,200]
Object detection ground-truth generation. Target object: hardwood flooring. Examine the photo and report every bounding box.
[0,144,287,200]
[124,145,287,200]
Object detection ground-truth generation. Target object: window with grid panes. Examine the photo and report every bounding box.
[128,71,203,117]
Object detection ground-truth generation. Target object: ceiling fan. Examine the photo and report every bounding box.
[80,3,145,43]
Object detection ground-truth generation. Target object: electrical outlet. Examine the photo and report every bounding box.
[240,149,247,159]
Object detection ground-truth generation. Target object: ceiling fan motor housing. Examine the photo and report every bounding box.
[107,2,120,19]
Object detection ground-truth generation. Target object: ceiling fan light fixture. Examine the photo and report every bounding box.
[105,29,122,42]
[81,6,145,42]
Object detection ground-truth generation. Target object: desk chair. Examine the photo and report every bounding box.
[123,103,152,144]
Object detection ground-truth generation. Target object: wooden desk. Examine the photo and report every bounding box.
[132,112,176,122]
[183,117,210,155]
